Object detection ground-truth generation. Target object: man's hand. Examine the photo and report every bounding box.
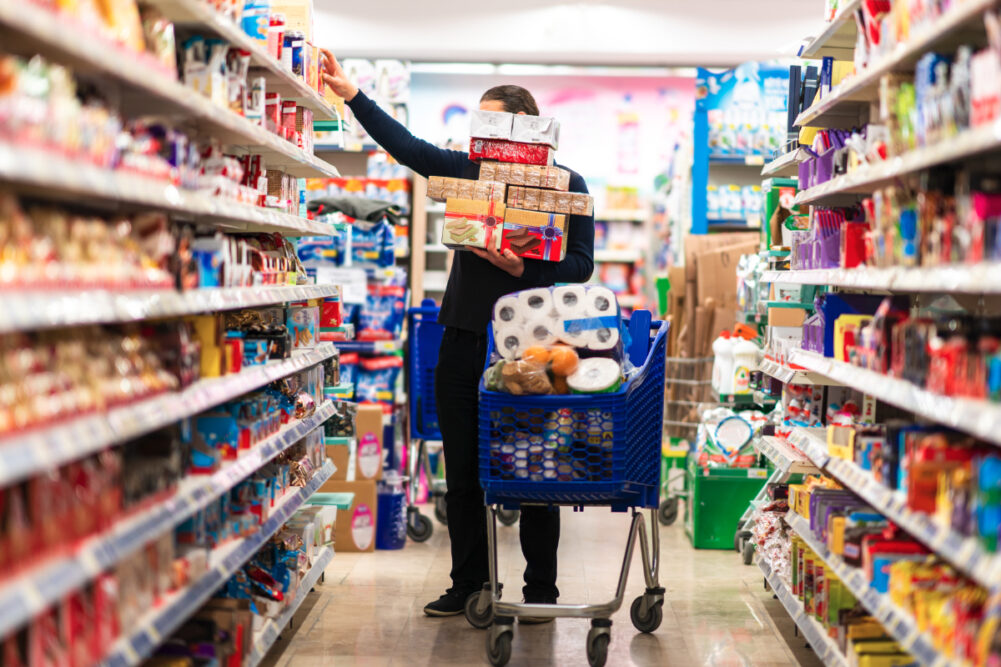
[471,245,525,278]
[320,49,359,102]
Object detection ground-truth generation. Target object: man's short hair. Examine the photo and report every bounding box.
[480,85,540,116]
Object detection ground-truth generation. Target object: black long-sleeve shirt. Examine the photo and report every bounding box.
[346,91,595,333]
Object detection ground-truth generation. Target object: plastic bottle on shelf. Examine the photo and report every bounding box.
[712,331,734,395]
[731,336,760,396]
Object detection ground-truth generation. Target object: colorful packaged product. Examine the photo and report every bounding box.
[468,138,555,166]
[500,208,568,262]
[442,198,505,250]
[426,176,506,203]
[287,303,319,349]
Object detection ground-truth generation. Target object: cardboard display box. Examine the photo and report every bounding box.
[317,480,377,552]
[354,405,384,481]
[325,438,356,481]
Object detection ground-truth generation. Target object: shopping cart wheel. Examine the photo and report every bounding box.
[497,508,520,526]
[742,540,755,566]
[629,595,663,633]
[407,511,433,542]
[657,497,679,526]
[465,590,494,629]
[586,620,611,667]
[486,623,513,667]
[434,495,448,525]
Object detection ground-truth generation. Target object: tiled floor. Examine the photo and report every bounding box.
[261,507,823,666]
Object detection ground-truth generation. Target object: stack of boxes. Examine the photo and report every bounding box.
[426,110,594,263]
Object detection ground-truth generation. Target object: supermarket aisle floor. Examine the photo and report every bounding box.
[261,509,822,666]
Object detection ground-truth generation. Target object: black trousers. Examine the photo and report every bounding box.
[435,326,560,600]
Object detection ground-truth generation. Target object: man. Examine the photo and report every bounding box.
[321,51,595,619]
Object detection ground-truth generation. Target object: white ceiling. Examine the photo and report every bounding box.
[315,0,827,67]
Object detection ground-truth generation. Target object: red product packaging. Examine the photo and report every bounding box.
[321,296,342,328]
[500,208,568,262]
[93,573,119,650]
[860,532,928,581]
[281,101,298,143]
[264,93,281,134]
[840,221,868,268]
[468,138,555,166]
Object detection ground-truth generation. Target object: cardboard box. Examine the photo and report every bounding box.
[478,162,570,191]
[768,306,808,328]
[317,480,377,552]
[511,115,560,149]
[325,438,356,481]
[469,138,554,166]
[427,176,505,203]
[506,186,593,216]
[442,198,505,250]
[354,405,384,480]
[500,208,568,262]
[470,109,513,140]
[696,241,759,310]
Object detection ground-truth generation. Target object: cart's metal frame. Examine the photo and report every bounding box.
[470,504,665,666]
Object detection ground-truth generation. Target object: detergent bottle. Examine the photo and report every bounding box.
[711,331,734,395]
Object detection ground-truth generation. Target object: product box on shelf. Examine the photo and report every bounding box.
[287,302,319,349]
[469,138,555,166]
[354,404,384,481]
[426,176,506,203]
[316,480,377,552]
[511,114,560,149]
[442,198,505,250]
[500,208,568,262]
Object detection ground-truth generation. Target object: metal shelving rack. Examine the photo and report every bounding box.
[0,0,346,659]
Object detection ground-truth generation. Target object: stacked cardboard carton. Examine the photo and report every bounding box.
[425,110,594,263]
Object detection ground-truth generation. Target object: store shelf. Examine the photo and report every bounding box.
[143,0,336,119]
[788,348,1001,448]
[800,0,861,60]
[102,460,335,667]
[0,144,338,236]
[0,402,335,640]
[756,436,820,476]
[0,284,339,334]
[795,0,995,129]
[249,546,334,665]
[761,148,809,178]
[784,426,834,469]
[758,356,842,386]
[332,339,403,353]
[0,0,339,178]
[784,511,949,667]
[762,262,1001,293]
[796,119,1001,206]
[0,344,335,487]
[594,249,641,263]
[757,557,849,667]
[787,427,1000,588]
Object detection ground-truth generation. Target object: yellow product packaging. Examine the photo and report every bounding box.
[96,0,147,53]
[828,515,846,555]
[827,424,855,461]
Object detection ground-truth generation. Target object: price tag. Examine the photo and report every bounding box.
[748,468,767,479]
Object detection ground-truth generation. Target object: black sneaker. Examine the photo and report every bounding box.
[519,595,557,624]
[423,590,468,617]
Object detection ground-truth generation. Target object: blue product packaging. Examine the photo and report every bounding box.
[196,411,240,460]
[240,0,269,41]
[351,219,394,267]
[357,285,406,340]
[356,355,404,405]
[243,338,270,366]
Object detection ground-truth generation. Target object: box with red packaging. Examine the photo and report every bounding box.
[468,138,555,166]
[500,208,568,262]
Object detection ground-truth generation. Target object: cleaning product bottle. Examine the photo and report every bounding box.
[731,336,760,395]
[712,331,734,395]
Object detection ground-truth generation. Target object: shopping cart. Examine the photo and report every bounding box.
[466,310,668,667]
[404,300,519,542]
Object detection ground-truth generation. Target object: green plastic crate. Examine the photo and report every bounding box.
[683,457,769,549]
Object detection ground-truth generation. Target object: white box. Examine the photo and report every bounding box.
[511,115,560,149]
[470,109,513,140]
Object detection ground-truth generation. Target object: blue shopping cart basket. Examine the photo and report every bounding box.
[477,310,668,511]
[408,298,444,441]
